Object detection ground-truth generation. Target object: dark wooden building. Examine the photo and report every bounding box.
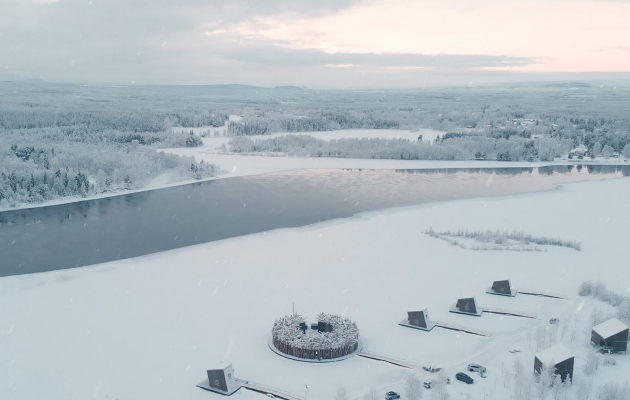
[206,365,238,394]
[407,309,432,329]
[318,321,333,333]
[534,344,574,382]
[488,279,515,296]
[591,318,629,354]
[453,297,481,316]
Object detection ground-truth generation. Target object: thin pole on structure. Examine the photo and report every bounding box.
[305,384,309,400]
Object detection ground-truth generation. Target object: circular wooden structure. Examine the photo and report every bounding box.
[271,313,360,361]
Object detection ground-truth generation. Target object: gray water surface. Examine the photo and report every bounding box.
[1,165,627,277]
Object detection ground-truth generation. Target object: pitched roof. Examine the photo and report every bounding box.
[535,344,574,366]
[593,318,629,339]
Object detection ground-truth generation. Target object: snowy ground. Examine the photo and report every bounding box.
[2,176,629,400]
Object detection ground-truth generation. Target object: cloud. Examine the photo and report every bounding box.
[0,0,628,87]
[212,43,536,70]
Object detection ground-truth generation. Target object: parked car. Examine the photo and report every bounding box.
[385,391,400,400]
[549,318,560,324]
[467,363,485,373]
[456,372,474,384]
[423,381,433,389]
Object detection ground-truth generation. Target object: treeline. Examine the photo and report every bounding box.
[227,110,399,136]
[0,128,216,208]
[0,107,228,132]
[227,134,574,161]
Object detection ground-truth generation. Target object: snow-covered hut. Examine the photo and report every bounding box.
[204,365,239,394]
[591,318,629,354]
[451,297,482,316]
[488,279,515,296]
[407,309,433,329]
[534,344,574,382]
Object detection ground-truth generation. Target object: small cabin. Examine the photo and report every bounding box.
[408,309,435,328]
[534,344,574,382]
[591,318,629,354]
[203,365,239,394]
[488,279,515,296]
[317,321,333,333]
[451,297,482,316]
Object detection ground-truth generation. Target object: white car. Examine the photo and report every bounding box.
[467,363,484,372]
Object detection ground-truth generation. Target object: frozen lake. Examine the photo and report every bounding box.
[0,165,627,277]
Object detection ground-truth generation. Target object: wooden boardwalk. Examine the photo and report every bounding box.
[243,381,303,400]
[516,289,567,299]
[435,321,492,337]
[357,351,417,369]
[483,307,537,319]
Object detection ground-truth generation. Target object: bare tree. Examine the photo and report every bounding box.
[363,387,378,400]
[405,372,423,400]
[334,385,350,400]
[577,379,593,400]
[431,371,451,400]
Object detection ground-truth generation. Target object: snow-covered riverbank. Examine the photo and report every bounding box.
[2,176,629,400]
[3,127,627,213]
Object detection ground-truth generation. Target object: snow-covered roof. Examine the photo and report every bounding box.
[535,344,574,366]
[593,318,629,339]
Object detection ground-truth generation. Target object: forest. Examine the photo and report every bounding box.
[1,81,629,207]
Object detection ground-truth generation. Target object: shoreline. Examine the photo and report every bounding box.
[1,146,628,213]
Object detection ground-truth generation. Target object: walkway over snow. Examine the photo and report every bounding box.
[357,351,417,369]
[516,289,567,299]
[243,381,303,400]
[434,321,492,337]
[483,307,537,319]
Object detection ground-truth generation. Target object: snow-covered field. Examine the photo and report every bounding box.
[2,175,629,400]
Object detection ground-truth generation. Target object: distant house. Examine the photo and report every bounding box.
[534,344,574,382]
[451,297,482,316]
[200,365,240,395]
[488,279,515,297]
[591,318,629,354]
[570,145,589,157]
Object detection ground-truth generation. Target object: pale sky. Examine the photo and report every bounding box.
[1,0,629,88]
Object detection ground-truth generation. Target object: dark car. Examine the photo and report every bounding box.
[385,391,400,400]
[456,372,474,384]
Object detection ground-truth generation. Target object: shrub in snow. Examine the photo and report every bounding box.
[424,228,580,251]
[583,352,600,376]
[595,381,630,400]
[334,385,350,400]
[579,281,630,324]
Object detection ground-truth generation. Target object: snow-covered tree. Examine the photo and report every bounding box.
[602,145,615,159]
[362,387,378,400]
[405,372,423,400]
[334,385,350,400]
[431,371,450,400]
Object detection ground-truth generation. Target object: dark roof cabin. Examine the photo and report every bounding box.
[317,321,333,333]
[591,318,629,354]
[488,279,515,296]
[198,364,241,395]
[451,297,482,316]
[534,344,574,382]
[401,309,436,331]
